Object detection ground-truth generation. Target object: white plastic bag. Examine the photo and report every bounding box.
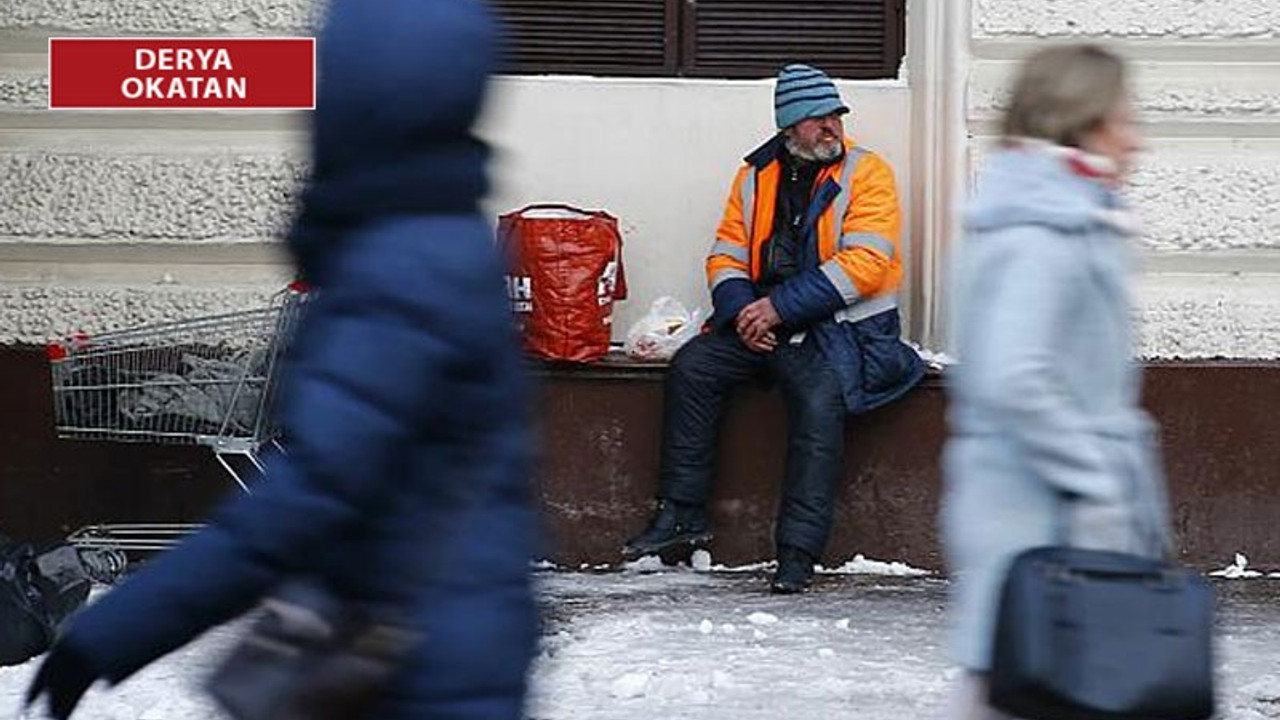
[624,297,703,361]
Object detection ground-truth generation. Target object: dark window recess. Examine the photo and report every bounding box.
[494,0,675,76]
[684,0,904,79]
[492,0,904,79]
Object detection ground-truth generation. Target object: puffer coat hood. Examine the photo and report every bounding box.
[291,0,498,281]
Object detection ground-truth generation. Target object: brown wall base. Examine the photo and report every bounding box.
[3,346,1277,572]
[536,360,1280,572]
[0,347,235,543]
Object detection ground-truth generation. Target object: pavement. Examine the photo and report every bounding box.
[2,565,1278,719]
[527,566,1280,719]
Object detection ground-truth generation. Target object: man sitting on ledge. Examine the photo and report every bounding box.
[622,63,924,593]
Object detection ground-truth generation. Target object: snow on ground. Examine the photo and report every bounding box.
[529,567,953,720]
[3,562,1280,719]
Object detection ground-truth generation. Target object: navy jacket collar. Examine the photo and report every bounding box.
[744,134,787,169]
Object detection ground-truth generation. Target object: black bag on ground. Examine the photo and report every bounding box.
[990,545,1215,720]
[206,579,417,720]
[0,541,93,666]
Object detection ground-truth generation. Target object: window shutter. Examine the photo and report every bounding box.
[681,0,904,79]
[492,0,675,76]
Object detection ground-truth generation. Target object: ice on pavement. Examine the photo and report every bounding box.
[3,561,1280,719]
[531,566,1280,719]
[531,566,954,719]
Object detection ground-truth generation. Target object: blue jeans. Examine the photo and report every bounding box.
[657,328,846,558]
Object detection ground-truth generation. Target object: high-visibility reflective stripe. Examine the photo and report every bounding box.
[839,232,896,259]
[820,260,860,303]
[834,292,898,324]
[710,267,750,289]
[831,147,868,230]
[739,170,757,243]
[709,239,750,264]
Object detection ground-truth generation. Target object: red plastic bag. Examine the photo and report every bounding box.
[498,204,627,362]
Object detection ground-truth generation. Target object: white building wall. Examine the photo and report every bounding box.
[968,0,1280,357]
[0,0,912,345]
[5,0,1274,358]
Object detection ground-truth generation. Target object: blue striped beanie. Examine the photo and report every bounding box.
[774,64,849,129]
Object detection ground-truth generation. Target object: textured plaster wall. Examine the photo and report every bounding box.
[0,284,285,344]
[0,151,305,240]
[0,72,43,108]
[1129,155,1280,253]
[969,141,1280,254]
[974,0,1279,39]
[971,0,1280,358]
[1136,275,1280,359]
[0,0,317,33]
[0,0,319,343]
[970,63,1280,121]
[973,83,1280,119]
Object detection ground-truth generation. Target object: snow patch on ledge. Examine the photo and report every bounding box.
[537,552,934,577]
[1210,553,1280,579]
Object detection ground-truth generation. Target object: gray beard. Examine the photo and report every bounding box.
[785,135,843,163]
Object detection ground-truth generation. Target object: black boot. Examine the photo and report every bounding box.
[770,545,815,594]
[621,500,711,560]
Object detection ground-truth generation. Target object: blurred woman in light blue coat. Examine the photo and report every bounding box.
[940,44,1171,719]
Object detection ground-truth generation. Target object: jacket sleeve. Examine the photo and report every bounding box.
[961,228,1122,502]
[61,283,447,682]
[706,166,757,328]
[771,152,901,326]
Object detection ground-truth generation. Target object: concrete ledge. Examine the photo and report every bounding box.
[532,358,949,569]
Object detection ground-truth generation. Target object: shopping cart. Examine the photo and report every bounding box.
[47,282,309,553]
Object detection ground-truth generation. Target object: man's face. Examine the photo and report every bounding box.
[786,112,844,162]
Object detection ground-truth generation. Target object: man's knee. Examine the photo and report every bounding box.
[788,376,845,428]
[670,331,713,365]
[667,333,729,389]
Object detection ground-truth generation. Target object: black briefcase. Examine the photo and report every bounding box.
[206,580,417,720]
[990,546,1215,720]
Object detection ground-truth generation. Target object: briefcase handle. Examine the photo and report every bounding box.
[1035,548,1189,588]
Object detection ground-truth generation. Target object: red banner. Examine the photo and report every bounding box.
[49,38,315,109]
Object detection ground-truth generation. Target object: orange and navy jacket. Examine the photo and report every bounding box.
[706,134,903,329]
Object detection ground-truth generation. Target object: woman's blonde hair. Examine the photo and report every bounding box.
[1001,44,1128,148]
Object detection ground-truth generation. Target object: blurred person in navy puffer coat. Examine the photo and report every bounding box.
[25,1,539,719]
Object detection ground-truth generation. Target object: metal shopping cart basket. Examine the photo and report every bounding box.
[47,282,309,553]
